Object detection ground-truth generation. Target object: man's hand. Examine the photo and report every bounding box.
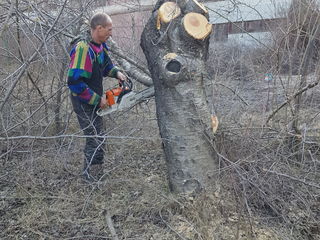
[100,96,108,109]
[117,71,127,82]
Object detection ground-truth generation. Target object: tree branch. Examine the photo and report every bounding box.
[108,39,153,86]
[0,0,68,112]
[0,0,14,38]
[104,210,119,240]
[262,169,320,190]
[266,78,319,124]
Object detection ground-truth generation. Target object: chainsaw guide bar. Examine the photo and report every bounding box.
[97,86,155,116]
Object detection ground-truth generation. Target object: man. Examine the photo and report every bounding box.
[67,13,126,180]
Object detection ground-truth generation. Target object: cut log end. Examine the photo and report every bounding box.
[183,12,212,40]
[163,53,178,60]
[211,115,219,134]
[158,2,181,24]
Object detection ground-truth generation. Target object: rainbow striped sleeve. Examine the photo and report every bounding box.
[67,41,100,106]
[68,41,93,80]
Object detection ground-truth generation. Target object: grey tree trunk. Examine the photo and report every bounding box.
[141,0,217,193]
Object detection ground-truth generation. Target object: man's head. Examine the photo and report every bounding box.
[90,13,112,44]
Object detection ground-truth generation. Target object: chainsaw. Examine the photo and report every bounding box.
[97,78,155,116]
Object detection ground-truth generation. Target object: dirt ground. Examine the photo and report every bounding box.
[0,88,318,240]
[0,99,287,240]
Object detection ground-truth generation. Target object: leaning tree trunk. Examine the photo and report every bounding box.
[141,0,218,193]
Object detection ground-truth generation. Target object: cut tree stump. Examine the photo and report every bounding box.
[141,0,217,194]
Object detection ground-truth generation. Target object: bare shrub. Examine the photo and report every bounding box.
[206,1,320,238]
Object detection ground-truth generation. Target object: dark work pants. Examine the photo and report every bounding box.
[71,95,105,169]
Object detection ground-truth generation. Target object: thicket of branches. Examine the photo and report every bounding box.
[0,0,319,239]
[206,1,320,239]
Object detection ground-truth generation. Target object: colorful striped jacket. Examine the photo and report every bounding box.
[67,40,119,105]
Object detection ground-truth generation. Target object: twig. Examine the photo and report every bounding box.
[0,0,14,38]
[0,0,68,112]
[266,79,319,124]
[0,134,161,142]
[0,172,8,179]
[1,85,67,134]
[0,195,73,201]
[159,208,188,240]
[80,185,96,217]
[216,83,249,106]
[108,39,151,77]
[105,210,119,240]
[262,169,320,190]
[107,39,153,87]
[64,235,110,240]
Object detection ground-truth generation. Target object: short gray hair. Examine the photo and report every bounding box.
[90,13,112,29]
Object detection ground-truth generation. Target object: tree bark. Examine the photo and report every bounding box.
[141,0,217,194]
[107,39,153,87]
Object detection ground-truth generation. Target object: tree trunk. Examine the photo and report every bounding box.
[141,0,217,194]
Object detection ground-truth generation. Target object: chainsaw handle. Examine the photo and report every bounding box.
[119,78,133,91]
[116,78,133,104]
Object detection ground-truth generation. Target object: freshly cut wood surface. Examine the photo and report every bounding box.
[158,2,181,23]
[183,12,212,40]
[211,115,219,134]
[163,53,178,60]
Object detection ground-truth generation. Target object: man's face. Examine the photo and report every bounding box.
[95,22,113,43]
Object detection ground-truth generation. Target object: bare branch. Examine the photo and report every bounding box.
[108,38,153,86]
[0,0,68,112]
[0,0,14,38]
[105,210,120,240]
[266,78,319,124]
[262,169,320,190]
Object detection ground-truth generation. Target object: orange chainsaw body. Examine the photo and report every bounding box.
[105,87,122,106]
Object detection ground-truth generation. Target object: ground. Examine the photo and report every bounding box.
[1,69,320,239]
[0,99,286,240]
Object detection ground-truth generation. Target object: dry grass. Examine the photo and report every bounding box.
[1,100,287,240]
[1,46,319,240]
[1,62,320,239]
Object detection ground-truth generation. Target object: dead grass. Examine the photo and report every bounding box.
[0,100,287,240]
[1,68,320,239]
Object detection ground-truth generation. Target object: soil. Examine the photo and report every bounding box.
[0,99,310,240]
